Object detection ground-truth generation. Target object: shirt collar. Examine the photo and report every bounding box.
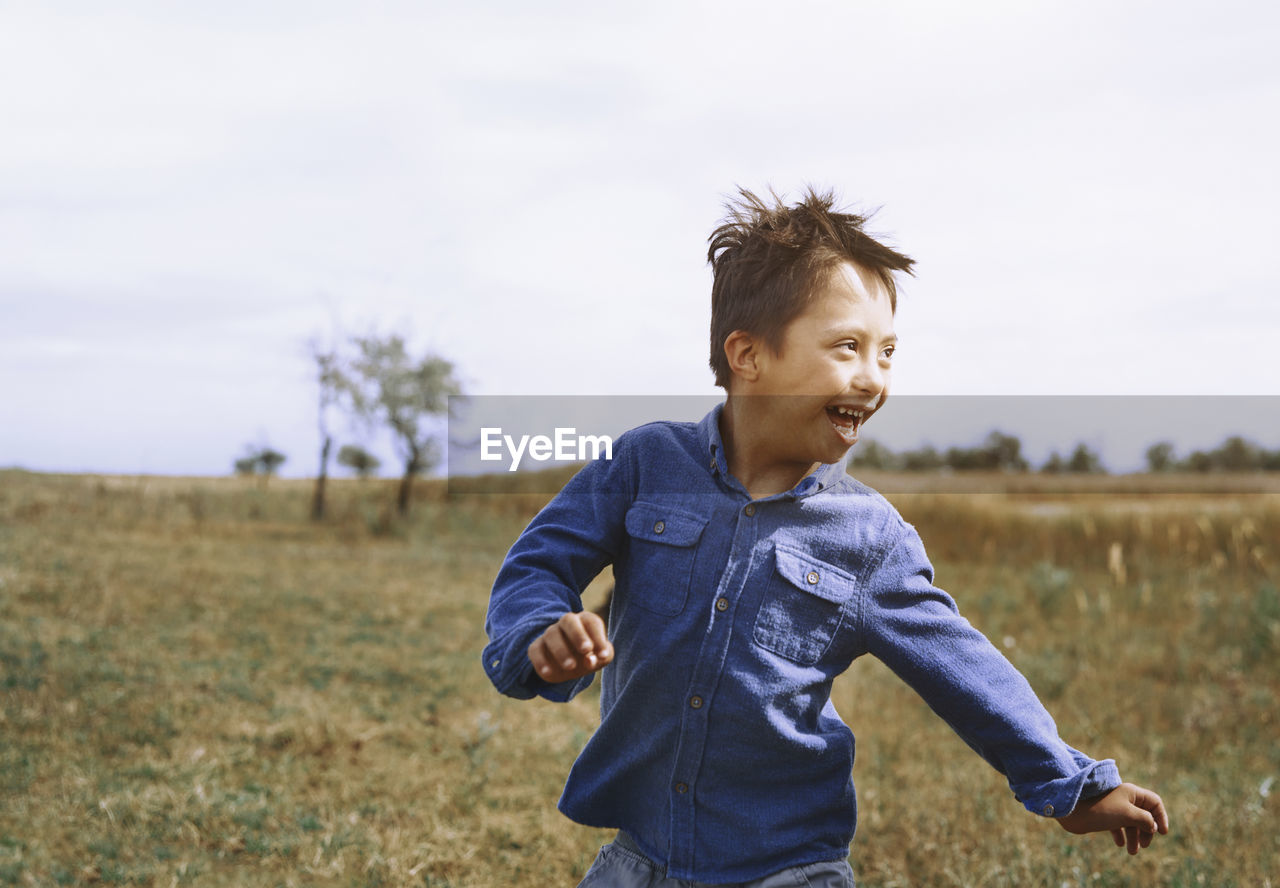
[698,402,849,500]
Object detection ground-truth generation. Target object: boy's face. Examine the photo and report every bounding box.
[745,261,896,467]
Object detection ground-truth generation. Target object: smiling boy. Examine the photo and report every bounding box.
[482,188,1167,886]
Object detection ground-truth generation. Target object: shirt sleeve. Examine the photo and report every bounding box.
[481,432,635,703]
[859,521,1121,818]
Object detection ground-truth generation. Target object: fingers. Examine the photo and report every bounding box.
[1114,783,1164,855]
[581,612,614,666]
[1130,806,1158,837]
[1122,784,1164,844]
[1122,824,1155,855]
[527,626,573,681]
[527,612,614,683]
[1063,783,1167,856]
[527,634,561,680]
[1133,785,1170,835]
[556,612,594,667]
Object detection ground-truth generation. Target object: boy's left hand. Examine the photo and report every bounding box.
[1056,782,1169,855]
[527,611,613,685]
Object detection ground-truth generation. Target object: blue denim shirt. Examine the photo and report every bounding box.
[482,404,1120,883]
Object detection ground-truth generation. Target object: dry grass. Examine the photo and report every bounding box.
[0,469,1276,886]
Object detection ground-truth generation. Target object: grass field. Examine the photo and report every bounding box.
[1,468,1277,886]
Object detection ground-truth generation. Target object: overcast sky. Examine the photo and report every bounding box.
[2,1,1277,477]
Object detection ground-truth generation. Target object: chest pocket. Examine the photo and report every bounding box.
[754,544,857,665]
[623,503,707,616]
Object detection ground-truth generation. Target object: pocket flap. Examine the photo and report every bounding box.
[625,503,707,547]
[773,545,856,604]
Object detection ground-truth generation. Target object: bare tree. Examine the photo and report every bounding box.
[308,341,351,520]
[346,334,463,516]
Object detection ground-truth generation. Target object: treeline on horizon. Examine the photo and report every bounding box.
[220,330,1278,515]
[851,431,1280,475]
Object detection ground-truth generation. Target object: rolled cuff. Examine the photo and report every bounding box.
[1016,757,1121,818]
[481,623,594,703]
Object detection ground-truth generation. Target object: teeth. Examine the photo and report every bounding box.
[833,406,864,417]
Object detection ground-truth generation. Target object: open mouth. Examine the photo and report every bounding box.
[825,405,867,446]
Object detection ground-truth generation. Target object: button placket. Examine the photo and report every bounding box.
[666,469,759,871]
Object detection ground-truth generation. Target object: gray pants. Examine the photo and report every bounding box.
[576,833,855,887]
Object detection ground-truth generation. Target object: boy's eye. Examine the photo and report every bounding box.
[882,346,895,360]
[842,342,858,352]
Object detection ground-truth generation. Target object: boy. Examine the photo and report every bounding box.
[482,188,1168,886]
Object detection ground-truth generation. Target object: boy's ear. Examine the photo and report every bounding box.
[723,330,761,384]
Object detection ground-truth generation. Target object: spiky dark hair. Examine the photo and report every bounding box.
[707,187,914,388]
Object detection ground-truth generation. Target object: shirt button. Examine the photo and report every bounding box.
[490,659,500,669]
[1042,804,1055,816]
[743,504,755,517]
[690,695,703,709]
[653,520,665,534]
[715,597,728,612]
[806,570,820,585]
[675,782,688,794]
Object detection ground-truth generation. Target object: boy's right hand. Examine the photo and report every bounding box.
[1056,782,1169,855]
[528,611,614,684]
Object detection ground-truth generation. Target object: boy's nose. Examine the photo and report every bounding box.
[850,358,885,398]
